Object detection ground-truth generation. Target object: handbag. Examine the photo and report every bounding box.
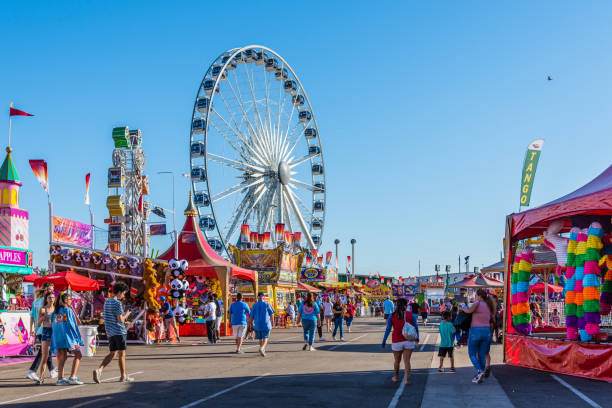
[402,312,418,341]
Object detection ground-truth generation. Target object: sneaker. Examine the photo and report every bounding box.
[471,372,484,384]
[259,348,266,357]
[450,368,456,373]
[484,367,491,378]
[37,378,44,385]
[332,336,336,341]
[56,378,70,386]
[27,370,40,382]
[302,344,308,351]
[119,376,134,383]
[68,377,84,385]
[438,368,444,373]
[237,349,244,354]
[206,341,212,344]
[340,338,345,341]
[309,346,316,351]
[50,368,58,379]
[319,337,324,341]
[93,369,101,384]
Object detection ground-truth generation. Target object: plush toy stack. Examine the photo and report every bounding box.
[511,248,532,335]
[143,259,161,312]
[582,222,603,341]
[574,229,588,341]
[599,234,612,315]
[564,228,579,340]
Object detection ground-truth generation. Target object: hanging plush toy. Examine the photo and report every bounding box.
[599,233,612,315]
[543,220,569,276]
[72,250,83,268]
[127,256,143,276]
[174,304,187,325]
[512,248,532,335]
[564,228,580,340]
[143,259,161,312]
[581,222,603,341]
[49,245,62,265]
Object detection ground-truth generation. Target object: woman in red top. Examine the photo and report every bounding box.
[344,299,356,333]
[381,298,419,385]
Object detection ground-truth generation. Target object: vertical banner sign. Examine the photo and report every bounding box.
[84,173,91,205]
[519,139,544,207]
[28,160,49,194]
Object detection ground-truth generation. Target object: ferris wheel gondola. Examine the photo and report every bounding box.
[188,45,326,258]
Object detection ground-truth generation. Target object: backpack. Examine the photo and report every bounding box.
[402,312,418,341]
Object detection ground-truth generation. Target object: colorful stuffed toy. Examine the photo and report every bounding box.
[143,259,160,312]
[574,228,588,341]
[511,248,532,335]
[599,234,612,315]
[564,228,580,340]
[582,222,603,341]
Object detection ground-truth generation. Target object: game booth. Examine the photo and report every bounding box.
[159,195,258,338]
[503,164,612,382]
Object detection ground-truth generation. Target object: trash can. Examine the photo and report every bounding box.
[78,325,98,357]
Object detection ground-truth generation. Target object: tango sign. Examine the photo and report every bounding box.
[519,139,544,207]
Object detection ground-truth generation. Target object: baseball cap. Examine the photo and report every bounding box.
[257,292,265,297]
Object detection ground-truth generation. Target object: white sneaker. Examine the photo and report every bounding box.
[26,370,40,382]
[68,376,84,385]
[50,368,58,379]
[309,346,316,351]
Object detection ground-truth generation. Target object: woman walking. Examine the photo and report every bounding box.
[331,299,345,341]
[298,293,320,351]
[344,299,356,333]
[35,292,55,384]
[461,288,495,384]
[51,292,84,385]
[420,301,429,326]
[381,298,419,385]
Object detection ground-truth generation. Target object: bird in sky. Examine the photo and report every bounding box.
[547,75,553,81]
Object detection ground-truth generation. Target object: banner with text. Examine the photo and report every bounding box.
[519,139,544,207]
[52,216,93,247]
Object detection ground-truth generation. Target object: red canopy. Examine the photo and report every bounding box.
[449,273,504,288]
[159,195,256,282]
[23,273,39,283]
[512,165,612,239]
[297,282,321,293]
[35,271,99,291]
[529,282,563,294]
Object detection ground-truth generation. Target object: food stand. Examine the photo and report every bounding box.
[503,164,612,382]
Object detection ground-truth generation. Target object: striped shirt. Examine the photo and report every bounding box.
[103,298,127,336]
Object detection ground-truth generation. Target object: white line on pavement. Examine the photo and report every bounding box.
[0,371,144,406]
[328,334,368,351]
[418,334,430,351]
[551,374,602,408]
[179,373,270,408]
[387,375,406,408]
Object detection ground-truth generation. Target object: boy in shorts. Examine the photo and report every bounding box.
[438,311,456,373]
[94,282,134,383]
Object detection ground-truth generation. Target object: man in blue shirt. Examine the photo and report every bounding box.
[249,292,274,357]
[94,282,133,383]
[383,296,395,320]
[228,293,251,353]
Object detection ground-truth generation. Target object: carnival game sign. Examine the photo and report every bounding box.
[519,139,544,207]
[0,312,31,356]
[301,267,324,282]
[364,284,390,297]
[239,249,277,271]
[52,216,93,247]
[0,248,26,267]
[366,279,381,289]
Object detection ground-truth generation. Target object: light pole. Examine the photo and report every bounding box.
[350,239,356,278]
[158,171,178,259]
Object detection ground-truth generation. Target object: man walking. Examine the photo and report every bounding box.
[249,292,274,357]
[383,296,394,320]
[160,296,180,343]
[27,283,57,382]
[204,296,217,344]
[213,293,223,342]
[228,293,250,353]
[94,282,133,383]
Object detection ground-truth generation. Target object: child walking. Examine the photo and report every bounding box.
[438,311,456,373]
[51,292,84,385]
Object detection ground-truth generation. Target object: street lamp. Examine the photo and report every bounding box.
[158,171,178,259]
[350,239,356,278]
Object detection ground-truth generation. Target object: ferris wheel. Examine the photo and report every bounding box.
[189,45,326,258]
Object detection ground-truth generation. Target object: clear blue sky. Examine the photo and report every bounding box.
[2,2,611,277]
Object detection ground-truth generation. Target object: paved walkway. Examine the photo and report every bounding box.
[421,331,513,407]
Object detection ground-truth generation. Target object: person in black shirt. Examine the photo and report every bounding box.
[409,300,420,324]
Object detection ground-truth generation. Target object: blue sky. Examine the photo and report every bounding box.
[2,2,611,277]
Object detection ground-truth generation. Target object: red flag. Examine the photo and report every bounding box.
[29,160,49,193]
[85,173,91,205]
[9,107,33,117]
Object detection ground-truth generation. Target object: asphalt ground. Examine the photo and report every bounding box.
[0,317,609,408]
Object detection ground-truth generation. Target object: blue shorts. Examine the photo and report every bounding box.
[41,327,52,342]
[255,330,270,340]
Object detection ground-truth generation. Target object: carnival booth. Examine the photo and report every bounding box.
[0,146,36,357]
[503,165,612,382]
[229,225,304,328]
[159,195,257,337]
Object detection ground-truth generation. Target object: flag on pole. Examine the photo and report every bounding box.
[85,173,91,205]
[519,139,544,207]
[28,160,49,193]
[9,105,34,117]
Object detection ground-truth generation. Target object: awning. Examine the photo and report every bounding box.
[449,273,504,288]
[35,271,100,291]
[529,282,563,294]
[297,282,321,292]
